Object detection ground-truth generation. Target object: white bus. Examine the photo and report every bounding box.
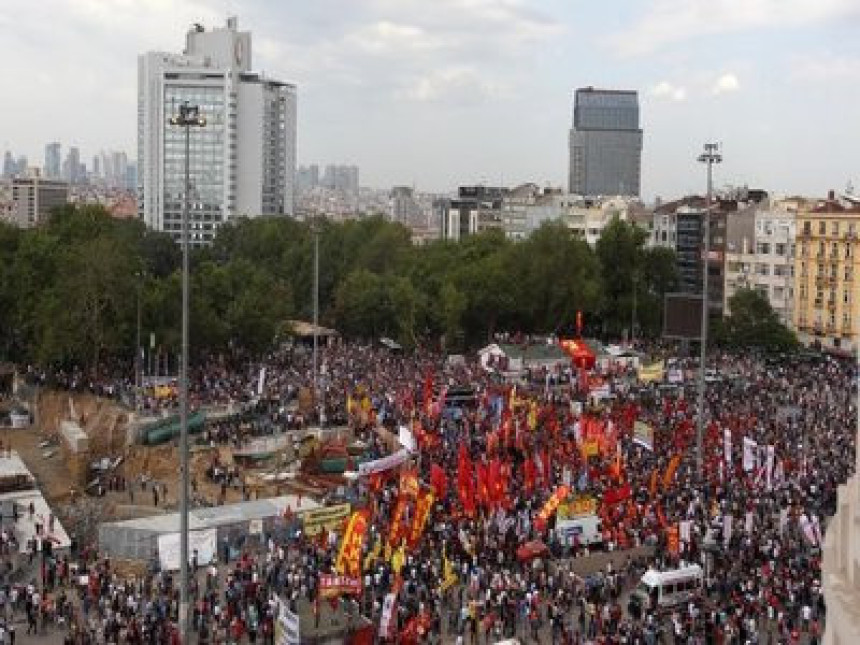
[631,565,704,611]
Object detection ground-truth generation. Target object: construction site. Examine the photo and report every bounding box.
[0,375,368,574]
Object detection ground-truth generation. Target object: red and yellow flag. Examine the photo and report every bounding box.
[534,485,570,532]
[409,488,435,546]
[335,510,369,578]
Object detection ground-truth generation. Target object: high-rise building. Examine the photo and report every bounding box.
[63,146,81,184]
[125,162,138,191]
[44,143,62,179]
[389,186,418,225]
[2,152,14,178]
[321,164,359,194]
[15,156,28,177]
[568,87,642,197]
[138,17,297,244]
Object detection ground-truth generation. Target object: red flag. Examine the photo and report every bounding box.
[523,458,536,494]
[430,464,447,499]
[476,461,490,508]
[489,458,502,508]
[541,449,552,490]
[457,444,475,516]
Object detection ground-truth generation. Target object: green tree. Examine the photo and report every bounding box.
[715,287,798,351]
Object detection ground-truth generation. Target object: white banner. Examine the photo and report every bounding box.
[257,367,267,397]
[745,511,754,535]
[742,437,757,472]
[723,514,733,546]
[723,428,732,467]
[379,592,398,639]
[679,520,691,544]
[765,445,775,491]
[157,529,217,571]
[273,596,300,645]
[799,514,818,546]
[357,449,410,477]
[398,426,417,453]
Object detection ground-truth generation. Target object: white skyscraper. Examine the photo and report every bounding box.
[138,17,297,244]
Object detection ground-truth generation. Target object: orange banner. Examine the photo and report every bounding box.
[534,485,570,531]
[580,440,599,458]
[409,488,435,546]
[667,524,680,556]
[399,469,419,498]
[662,455,681,490]
[335,510,369,578]
[649,469,658,498]
[387,494,408,547]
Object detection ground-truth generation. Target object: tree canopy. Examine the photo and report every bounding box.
[714,287,799,352]
[0,206,686,369]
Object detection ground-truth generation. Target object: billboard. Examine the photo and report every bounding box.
[663,293,704,340]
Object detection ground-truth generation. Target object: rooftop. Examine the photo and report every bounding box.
[101,494,320,534]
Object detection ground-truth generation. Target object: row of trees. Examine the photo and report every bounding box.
[0,204,794,370]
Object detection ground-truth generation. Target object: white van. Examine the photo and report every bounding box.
[632,565,703,611]
[555,514,603,547]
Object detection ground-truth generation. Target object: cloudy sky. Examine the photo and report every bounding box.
[1,0,857,199]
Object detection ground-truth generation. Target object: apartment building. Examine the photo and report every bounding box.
[793,194,860,353]
[724,199,796,325]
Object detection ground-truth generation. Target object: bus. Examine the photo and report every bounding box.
[631,564,704,611]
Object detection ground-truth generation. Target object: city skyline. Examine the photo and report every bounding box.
[1,0,857,199]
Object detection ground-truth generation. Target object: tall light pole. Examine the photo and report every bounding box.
[168,102,205,643]
[312,220,320,424]
[696,142,722,479]
[135,271,143,411]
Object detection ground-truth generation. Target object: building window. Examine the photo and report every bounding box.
[818,221,826,235]
[756,263,770,276]
[844,290,851,305]
[845,266,852,281]
[832,221,840,236]
[756,242,771,255]
[775,243,786,256]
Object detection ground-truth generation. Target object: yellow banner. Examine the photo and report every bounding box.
[409,489,435,546]
[301,503,351,536]
[558,495,597,520]
[638,360,665,384]
[581,439,599,458]
[335,510,369,578]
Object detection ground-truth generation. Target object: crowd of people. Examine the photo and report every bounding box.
[11,340,856,643]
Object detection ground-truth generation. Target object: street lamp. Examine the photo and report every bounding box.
[135,270,145,412]
[311,219,321,425]
[696,142,722,479]
[168,101,205,643]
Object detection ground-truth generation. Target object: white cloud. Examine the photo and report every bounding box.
[793,54,860,82]
[611,0,860,56]
[711,73,740,95]
[401,67,508,103]
[652,81,687,101]
[347,21,444,54]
